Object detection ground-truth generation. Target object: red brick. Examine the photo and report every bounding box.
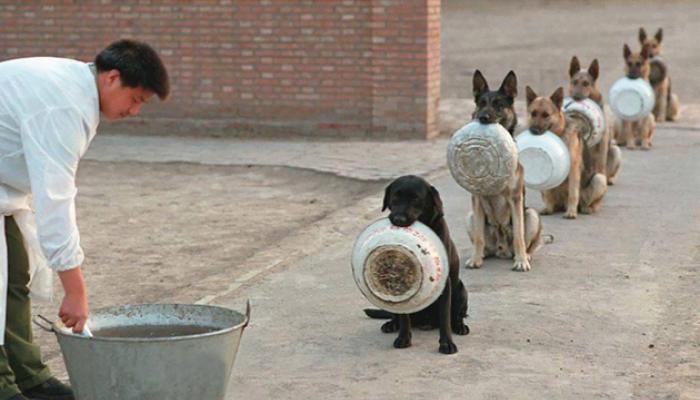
[0,0,439,139]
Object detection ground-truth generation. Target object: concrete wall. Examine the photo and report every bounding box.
[0,0,440,139]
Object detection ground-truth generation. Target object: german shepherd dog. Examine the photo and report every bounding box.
[364,176,469,354]
[613,44,657,150]
[568,56,622,185]
[465,70,543,272]
[526,86,608,218]
[639,27,680,122]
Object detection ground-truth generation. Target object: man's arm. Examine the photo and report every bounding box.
[21,107,90,332]
[57,267,88,332]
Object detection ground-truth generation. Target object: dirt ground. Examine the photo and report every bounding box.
[34,161,385,374]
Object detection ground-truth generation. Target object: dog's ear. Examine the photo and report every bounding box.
[550,87,564,109]
[499,70,518,99]
[623,43,631,60]
[588,59,600,81]
[525,86,537,107]
[569,56,581,78]
[655,28,663,43]
[382,181,393,212]
[641,44,650,60]
[639,27,647,45]
[429,186,444,222]
[472,70,489,101]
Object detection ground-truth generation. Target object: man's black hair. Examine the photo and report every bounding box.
[95,39,170,100]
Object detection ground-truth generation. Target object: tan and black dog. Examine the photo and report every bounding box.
[465,70,543,272]
[568,56,622,185]
[613,44,657,150]
[639,27,680,122]
[526,86,608,218]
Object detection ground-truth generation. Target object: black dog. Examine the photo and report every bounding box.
[364,175,469,354]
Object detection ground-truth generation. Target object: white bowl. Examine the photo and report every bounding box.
[516,129,571,191]
[562,97,606,146]
[351,218,449,314]
[609,77,655,121]
[447,121,518,195]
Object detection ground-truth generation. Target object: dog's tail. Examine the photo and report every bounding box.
[363,308,393,319]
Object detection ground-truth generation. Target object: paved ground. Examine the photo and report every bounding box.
[440,0,700,136]
[219,125,700,400]
[441,0,700,105]
[26,1,699,399]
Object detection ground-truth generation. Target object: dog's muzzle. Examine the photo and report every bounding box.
[528,126,546,135]
[389,214,412,227]
[477,110,496,124]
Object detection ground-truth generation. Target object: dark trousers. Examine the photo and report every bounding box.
[0,216,51,399]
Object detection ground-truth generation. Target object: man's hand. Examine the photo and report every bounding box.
[57,267,88,333]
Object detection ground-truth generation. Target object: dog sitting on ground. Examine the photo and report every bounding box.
[612,44,657,150]
[568,56,622,185]
[464,70,543,272]
[363,175,469,354]
[526,86,608,218]
[639,27,680,122]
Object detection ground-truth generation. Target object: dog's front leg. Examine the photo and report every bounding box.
[509,193,531,272]
[393,314,412,349]
[623,120,636,150]
[540,190,556,215]
[606,142,622,185]
[594,130,610,177]
[465,196,486,269]
[667,92,680,121]
[438,280,457,354]
[564,154,581,219]
[380,314,399,333]
[654,84,668,122]
[641,116,655,150]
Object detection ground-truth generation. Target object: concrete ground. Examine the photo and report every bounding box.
[27,1,699,399]
[441,0,700,109]
[223,125,700,400]
[440,0,700,136]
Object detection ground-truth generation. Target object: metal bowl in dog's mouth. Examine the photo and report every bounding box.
[364,245,423,302]
[351,218,449,314]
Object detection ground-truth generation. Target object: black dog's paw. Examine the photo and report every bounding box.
[452,323,470,336]
[381,320,399,333]
[393,334,412,349]
[439,340,458,355]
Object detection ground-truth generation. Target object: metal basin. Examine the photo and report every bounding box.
[447,120,518,196]
[352,218,449,314]
[35,303,249,400]
[609,77,655,121]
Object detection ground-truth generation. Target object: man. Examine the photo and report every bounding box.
[0,40,169,400]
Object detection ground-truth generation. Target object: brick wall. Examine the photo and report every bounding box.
[0,0,440,139]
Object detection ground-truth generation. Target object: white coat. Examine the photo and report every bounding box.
[0,57,99,344]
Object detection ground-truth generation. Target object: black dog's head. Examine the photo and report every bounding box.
[472,70,518,134]
[382,175,444,228]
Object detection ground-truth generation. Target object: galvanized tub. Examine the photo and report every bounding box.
[35,303,250,400]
